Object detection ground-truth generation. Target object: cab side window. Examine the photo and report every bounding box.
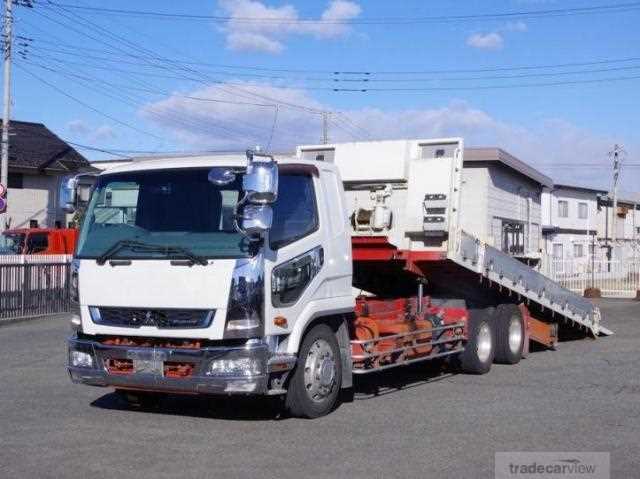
[269,173,318,250]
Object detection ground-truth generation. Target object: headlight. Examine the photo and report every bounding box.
[70,350,93,368]
[224,254,264,339]
[271,246,323,307]
[207,357,262,377]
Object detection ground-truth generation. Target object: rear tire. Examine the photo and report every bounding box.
[455,308,495,374]
[493,304,525,364]
[285,324,342,419]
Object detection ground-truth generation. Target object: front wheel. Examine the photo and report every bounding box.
[285,324,342,418]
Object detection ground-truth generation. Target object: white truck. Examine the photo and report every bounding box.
[65,139,608,418]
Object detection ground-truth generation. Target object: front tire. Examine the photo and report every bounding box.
[456,308,495,374]
[493,304,525,364]
[285,324,342,419]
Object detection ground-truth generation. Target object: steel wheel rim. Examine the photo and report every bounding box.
[477,322,493,363]
[508,316,523,354]
[303,338,336,403]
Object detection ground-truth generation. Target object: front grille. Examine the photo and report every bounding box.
[92,307,214,329]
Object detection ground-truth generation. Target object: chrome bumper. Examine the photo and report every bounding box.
[67,336,295,395]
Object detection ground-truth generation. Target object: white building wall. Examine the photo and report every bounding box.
[459,163,543,256]
[485,165,542,255]
[542,187,608,261]
[4,173,63,229]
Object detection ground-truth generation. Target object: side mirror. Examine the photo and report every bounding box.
[242,150,278,204]
[59,176,78,213]
[59,173,97,214]
[240,204,273,237]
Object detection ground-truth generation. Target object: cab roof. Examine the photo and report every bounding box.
[99,153,308,175]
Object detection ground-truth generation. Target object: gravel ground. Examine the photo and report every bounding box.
[0,299,638,479]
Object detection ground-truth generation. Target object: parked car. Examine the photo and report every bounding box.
[1,228,78,255]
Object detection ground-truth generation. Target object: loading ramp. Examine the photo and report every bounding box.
[451,231,612,337]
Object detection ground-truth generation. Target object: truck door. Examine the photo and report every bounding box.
[264,169,324,335]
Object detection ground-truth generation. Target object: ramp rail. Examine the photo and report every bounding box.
[451,231,610,337]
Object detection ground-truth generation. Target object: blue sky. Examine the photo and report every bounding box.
[11,0,640,190]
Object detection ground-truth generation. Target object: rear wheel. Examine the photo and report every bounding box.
[285,324,342,419]
[493,304,525,364]
[455,308,495,374]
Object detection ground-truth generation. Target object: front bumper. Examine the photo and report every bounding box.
[68,335,294,395]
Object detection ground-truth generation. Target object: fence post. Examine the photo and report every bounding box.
[20,255,26,316]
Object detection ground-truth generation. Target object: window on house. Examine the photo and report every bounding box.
[589,244,596,256]
[558,200,569,218]
[502,221,525,255]
[573,244,584,258]
[7,172,23,189]
[578,202,588,219]
[552,243,564,259]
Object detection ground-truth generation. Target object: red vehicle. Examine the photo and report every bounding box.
[1,228,78,255]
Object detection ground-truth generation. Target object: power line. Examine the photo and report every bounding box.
[17,29,640,76]
[32,2,371,140]
[41,1,640,24]
[22,46,640,83]
[15,62,168,141]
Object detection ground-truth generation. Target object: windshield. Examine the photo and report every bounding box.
[1,233,25,255]
[76,167,251,260]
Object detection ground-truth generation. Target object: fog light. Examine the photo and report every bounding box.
[70,350,93,368]
[207,357,262,377]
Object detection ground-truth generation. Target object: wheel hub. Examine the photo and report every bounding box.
[303,339,336,403]
[477,322,493,363]
[508,316,523,353]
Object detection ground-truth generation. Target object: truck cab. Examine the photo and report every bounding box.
[67,153,354,417]
[1,228,78,255]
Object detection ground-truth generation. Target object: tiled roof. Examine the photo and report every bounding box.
[5,120,90,172]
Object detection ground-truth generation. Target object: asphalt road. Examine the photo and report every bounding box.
[1,299,639,479]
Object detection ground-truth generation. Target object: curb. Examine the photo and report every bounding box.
[0,312,70,328]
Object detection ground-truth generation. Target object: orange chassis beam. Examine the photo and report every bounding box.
[350,237,556,363]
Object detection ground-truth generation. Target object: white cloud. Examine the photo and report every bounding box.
[218,0,362,54]
[466,32,504,50]
[66,119,91,136]
[140,82,636,190]
[91,125,117,141]
[466,21,528,50]
[505,20,528,32]
[66,120,117,142]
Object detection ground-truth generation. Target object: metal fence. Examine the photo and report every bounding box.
[0,255,73,321]
[541,256,640,298]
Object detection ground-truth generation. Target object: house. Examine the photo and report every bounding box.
[541,184,605,261]
[541,184,640,262]
[1,120,90,229]
[461,148,552,259]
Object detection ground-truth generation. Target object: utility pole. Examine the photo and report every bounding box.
[0,0,13,230]
[609,144,625,257]
[321,111,330,144]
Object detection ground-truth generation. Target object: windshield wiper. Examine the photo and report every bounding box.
[96,239,208,266]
